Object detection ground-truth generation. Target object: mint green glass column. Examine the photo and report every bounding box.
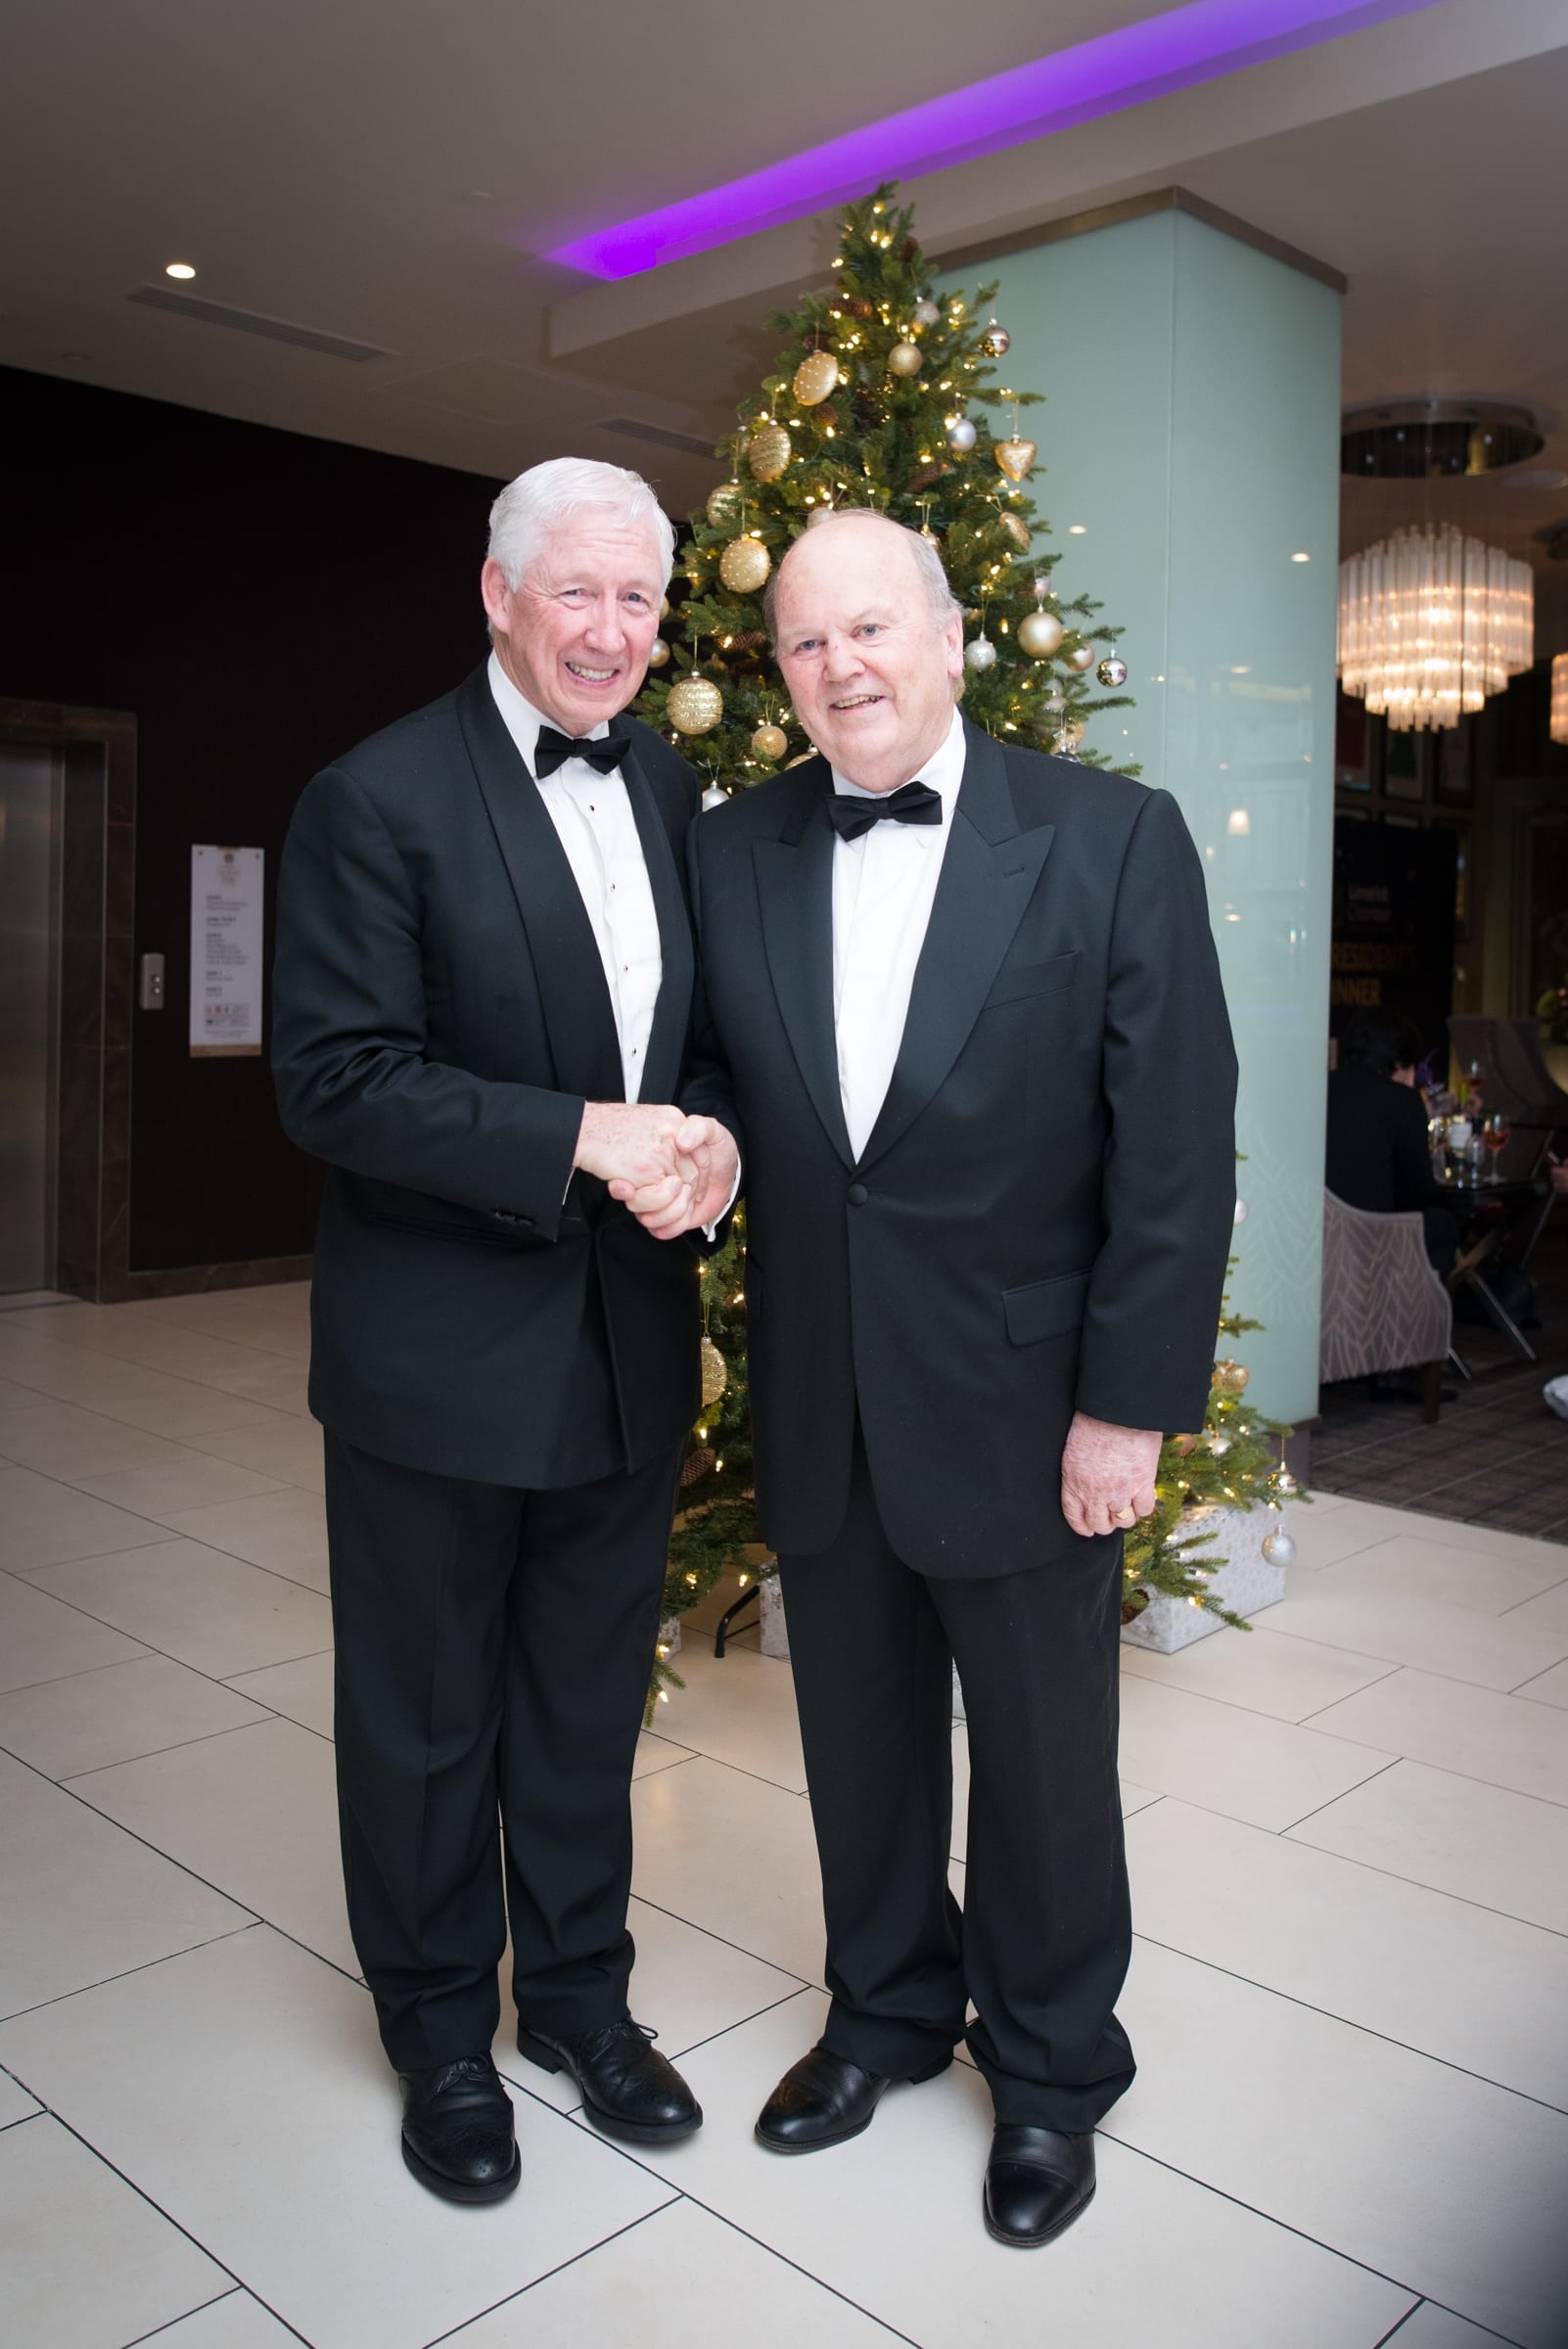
[937,205,1340,1425]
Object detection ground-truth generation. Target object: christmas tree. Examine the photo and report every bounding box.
[635,181,1133,783]
[643,184,1294,1710]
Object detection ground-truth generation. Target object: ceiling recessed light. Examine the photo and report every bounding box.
[163,261,197,281]
[1067,524,1087,534]
[1290,551,1311,563]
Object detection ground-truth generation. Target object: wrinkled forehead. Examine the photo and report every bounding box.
[525,513,667,588]
[776,524,926,628]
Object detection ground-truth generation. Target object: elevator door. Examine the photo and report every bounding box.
[0,745,61,1292]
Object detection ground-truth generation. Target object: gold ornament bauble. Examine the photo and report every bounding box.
[1212,1358,1250,1395]
[981,322,1011,357]
[707,480,743,528]
[993,437,1036,483]
[1000,512,1032,552]
[887,341,923,378]
[748,424,792,482]
[718,535,771,593]
[700,1336,728,1409]
[1096,655,1129,688]
[1017,609,1064,659]
[1064,642,1096,673]
[751,722,788,761]
[793,350,840,406]
[647,637,670,669]
[666,676,724,736]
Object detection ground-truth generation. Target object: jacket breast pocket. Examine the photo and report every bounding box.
[983,950,1080,1010]
[1002,1267,1091,1346]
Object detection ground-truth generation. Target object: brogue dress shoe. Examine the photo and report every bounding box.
[984,2125,1095,2246]
[399,2053,520,2204]
[517,2016,702,2144]
[755,2042,952,2153]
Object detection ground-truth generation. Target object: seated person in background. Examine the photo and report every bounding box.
[1326,1007,1459,1277]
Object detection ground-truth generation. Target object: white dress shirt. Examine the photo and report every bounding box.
[487,652,661,1103]
[832,706,966,1161]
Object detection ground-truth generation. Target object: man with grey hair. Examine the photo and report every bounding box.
[274,456,738,2204]
[620,509,1235,2245]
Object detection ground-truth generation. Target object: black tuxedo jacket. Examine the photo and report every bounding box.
[272,664,707,1489]
[685,718,1238,1577]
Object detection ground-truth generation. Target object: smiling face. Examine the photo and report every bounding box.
[482,513,666,733]
[772,516,964,794]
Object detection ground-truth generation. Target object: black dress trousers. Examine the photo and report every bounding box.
[323,1431,685,2074]
[777,1427,1135,2132]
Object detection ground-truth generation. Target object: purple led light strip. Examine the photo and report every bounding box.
[548,0,1436,279]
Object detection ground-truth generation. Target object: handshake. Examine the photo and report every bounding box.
[574,1102,739,1241]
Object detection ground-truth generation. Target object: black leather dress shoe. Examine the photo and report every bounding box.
[517,2016,702,2144]
[984,2125,1096,2246]
[399,2053,520,2204]
[755,2041,952,2153]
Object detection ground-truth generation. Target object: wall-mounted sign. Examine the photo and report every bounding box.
[190,845,264,1058]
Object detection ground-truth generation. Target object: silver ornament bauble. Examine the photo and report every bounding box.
[647,637,670,669]
[1054,719,1085,756]
[1064,642,1096,673]
[1262,1530,1297,1569]
[888,341,923,378]
[1017,609,1064,660]
[981,322,1011,357]
[1233,1198,1249,1225]
[1207,1433,1230,1455]
[1276,1469,1299,1498]
[701,784,728,810]
[963,634,997,672]
[912,299,941,328]
[1041,688,1067,716]
[945,416,978,454]
[1096,656,1129,689]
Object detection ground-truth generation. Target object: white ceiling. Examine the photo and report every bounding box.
[4,0,1566,642]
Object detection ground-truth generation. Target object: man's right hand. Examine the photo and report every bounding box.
[574,1102,699,1193]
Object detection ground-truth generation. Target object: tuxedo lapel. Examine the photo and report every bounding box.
[622,741,694,1106]
[456,667,623,1104]
[753,762,854,1169]
[858,722,1054,1172]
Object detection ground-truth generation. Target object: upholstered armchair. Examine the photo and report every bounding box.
[1319,1188,1454,1423]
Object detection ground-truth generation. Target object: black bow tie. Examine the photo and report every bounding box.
[825,780,943,841]
[533,722,632,779]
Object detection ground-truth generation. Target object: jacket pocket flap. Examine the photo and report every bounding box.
[1003,1268,1091,1346]
[984,950,1080,1009]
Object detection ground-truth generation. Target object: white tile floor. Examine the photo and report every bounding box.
[1,1286,1566,2348]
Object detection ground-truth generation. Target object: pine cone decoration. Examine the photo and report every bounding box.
[853,388,884,429]
[842,296,873,319]
[730,629,767,654]
[900,237,919,261]
[681,1446,717,1488]
[908,461,951,493]
[810,402,839,435]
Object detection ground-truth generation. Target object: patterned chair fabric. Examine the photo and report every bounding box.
[1319,1188,1453,1386]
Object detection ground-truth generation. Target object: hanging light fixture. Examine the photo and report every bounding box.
[1552,652,1568,747]
[1338,525,1534,732]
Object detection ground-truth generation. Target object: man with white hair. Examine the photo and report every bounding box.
[273,458,738,2203]
[621,510,1235,2246]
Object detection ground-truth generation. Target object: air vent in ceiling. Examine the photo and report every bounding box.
[127,285,388,363]
[597,416,715,458]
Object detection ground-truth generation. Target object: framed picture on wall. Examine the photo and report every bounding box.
[1334,690,1371,792]
[1437,721,1475,806]
[1383,727,1426,802]
[1433,817,1472,941]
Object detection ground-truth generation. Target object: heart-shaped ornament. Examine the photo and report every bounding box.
[993,437,1036,484]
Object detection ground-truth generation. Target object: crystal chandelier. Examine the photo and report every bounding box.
[1553,652,1568,747]
[1337,524,1534,732]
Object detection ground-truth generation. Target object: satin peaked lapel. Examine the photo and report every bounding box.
[753,765,854,1169]
[456,668,623,1104]
[858,723,1054,1172]
[622,741,694,1106]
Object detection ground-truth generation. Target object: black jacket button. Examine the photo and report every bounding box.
[848,1182,868,1206]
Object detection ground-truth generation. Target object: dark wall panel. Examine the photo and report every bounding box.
[0,366,501,1271]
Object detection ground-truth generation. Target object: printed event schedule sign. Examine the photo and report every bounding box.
[190,845,264,1057]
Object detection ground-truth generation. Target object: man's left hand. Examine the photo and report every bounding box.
[609,1116,740,1239]
[1061,1412,1162,1539]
